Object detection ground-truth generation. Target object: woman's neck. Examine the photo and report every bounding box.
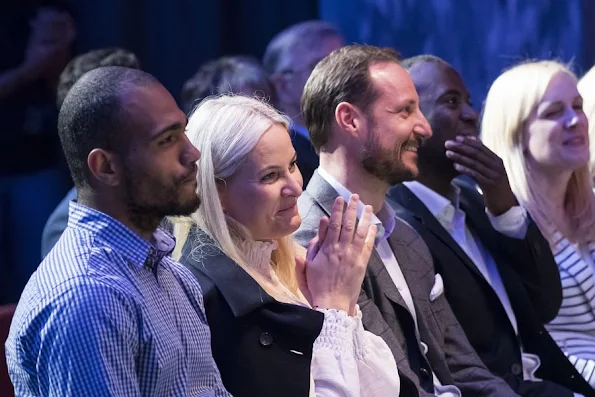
[530,164,572,212]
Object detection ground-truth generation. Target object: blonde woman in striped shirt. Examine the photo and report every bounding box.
[482,60,595,388]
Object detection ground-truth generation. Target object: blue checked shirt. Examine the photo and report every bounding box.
[6,202,232,397]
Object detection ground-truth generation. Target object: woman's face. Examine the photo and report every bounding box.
[219,124,303,241]
[523,71,589,173]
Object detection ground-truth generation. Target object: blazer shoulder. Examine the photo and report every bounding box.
[179,252,217,295]
[295,192,323,248]
[297,191,324,225]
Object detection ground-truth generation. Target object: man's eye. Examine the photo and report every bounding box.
[400,107,412,116]
[158,135,175,145]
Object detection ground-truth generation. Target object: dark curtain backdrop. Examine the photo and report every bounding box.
[71,0,318,105]
[320,0,595,109]
[69,0,594,110]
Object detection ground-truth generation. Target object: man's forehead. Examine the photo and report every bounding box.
[369,62,417,97]
[120,84,185,131]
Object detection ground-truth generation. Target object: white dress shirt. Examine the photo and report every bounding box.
[403,181,543,382]
[318,168,461,397]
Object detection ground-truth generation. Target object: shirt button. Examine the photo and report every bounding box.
[511,363,522,376]
[420,367,430,379]
[259,332,273,347]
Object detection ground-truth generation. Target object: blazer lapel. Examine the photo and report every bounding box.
[389,185,486,282]
[304,170,338,217]
[182,228,277,317]
[458,194,507,264]
[368,247,410,311]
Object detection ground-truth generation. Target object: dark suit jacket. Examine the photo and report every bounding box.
[387,182,595,397]
[180,229,323,397]
[290,129,318,188]
[294,170,518,397]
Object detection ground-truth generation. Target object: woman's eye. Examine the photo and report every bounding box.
[261,172,277,182]
[544,108,563,119]
[289,160,298,170]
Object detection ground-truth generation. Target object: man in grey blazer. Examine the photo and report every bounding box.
[294,44,519,397]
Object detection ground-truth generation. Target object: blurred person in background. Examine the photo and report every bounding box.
[180,55,276,114]
[263,20,344,186]
[482,60,595,390]
[0,1,75,304]
[40,47,141,258]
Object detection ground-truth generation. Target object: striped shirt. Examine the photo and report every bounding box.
[6,201,231,397]
[546,231,595,387]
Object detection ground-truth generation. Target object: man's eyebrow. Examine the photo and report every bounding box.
[150,120,186,141]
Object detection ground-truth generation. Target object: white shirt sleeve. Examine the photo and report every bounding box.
[486,205,529,239]
[310,306,400,397]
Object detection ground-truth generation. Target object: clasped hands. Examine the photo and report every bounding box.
[296,195,377,316]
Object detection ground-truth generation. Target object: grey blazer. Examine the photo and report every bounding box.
[294,170,518,397]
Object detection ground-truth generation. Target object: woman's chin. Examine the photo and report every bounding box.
[275,215,302,239]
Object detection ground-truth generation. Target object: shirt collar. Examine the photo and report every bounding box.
[67,201,175,269]
[403,181,463,226]
[317,167,395,242]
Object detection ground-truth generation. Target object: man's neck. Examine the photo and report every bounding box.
[415,160,457,198]
[320,151,388,214]
[78,193,160,242]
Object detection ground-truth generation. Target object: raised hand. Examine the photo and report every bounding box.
[302,194,377,315]
[445,135,517,215]
[23,8,76,81]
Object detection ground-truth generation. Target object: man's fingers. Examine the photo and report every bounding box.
[446,150,500,181]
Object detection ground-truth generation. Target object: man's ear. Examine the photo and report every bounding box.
[87,149,122,187]
[335,102,365,138]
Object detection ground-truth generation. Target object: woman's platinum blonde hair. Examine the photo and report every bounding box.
[173,95,300,295]
[481,60,595,245]
[578,65,595,179]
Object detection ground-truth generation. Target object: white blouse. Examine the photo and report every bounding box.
[238,239,400,397]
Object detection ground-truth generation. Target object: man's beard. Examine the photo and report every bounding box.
[360,125,419,185]
[122,164,200,233]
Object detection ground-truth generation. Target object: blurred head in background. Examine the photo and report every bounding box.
[181,55,275,114]
[263,20,344,128]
